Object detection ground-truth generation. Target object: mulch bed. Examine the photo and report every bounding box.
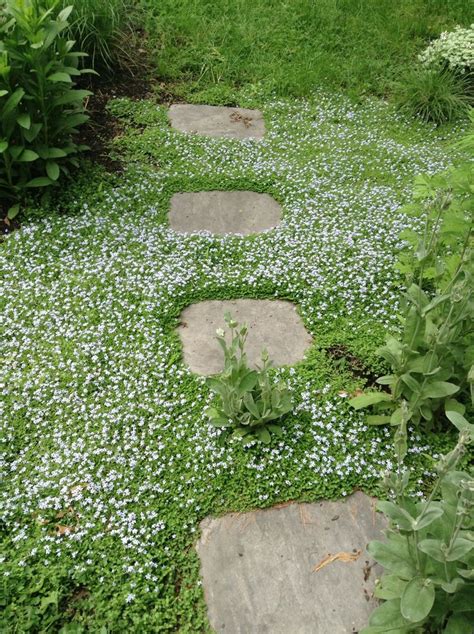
[78,74,152,173]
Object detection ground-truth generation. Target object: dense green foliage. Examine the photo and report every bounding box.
[0,0,92,216]
[1,90,463,630]
[139,0,472,100]
[350,128,474,432]
[206,314,293,444]
[363,425,473,633]
[355,119,474,634]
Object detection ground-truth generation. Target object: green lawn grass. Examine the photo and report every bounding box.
[141,0,473,100]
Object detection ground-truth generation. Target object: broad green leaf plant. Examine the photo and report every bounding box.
[0,0,94,220]
[362,414,474,634]
[205,313,293,444]
[350,128,474,434]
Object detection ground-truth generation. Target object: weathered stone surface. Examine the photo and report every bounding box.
[169,190,282,235]
[168,104,265,138]
[177,299,312,375]
[196,492,385,634]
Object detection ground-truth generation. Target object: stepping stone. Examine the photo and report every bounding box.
[196,492,385,634]
[169,191,282,235]
[178,299,312,375]
[168,104,265,139]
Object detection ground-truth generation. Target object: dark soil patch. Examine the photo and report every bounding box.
[326,344,380,387]
[1,215,20,236]
[60,585,90,619]
[78,75,153,173]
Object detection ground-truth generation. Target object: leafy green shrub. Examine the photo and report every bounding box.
[59,0,141,73]
[0,0,93,218]
[350,136,474,432]
[362,418,474,634]
[394,68,471,125]
[205,313,293,444]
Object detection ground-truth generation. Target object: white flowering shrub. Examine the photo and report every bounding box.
[418,24,474,74]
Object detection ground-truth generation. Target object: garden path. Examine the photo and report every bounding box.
[169,104,383,633]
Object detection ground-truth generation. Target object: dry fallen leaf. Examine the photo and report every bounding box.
[312,549,362,572]
[230,111,253,128]
[56,524,74,536]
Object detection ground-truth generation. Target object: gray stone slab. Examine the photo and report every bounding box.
[168,104,265,138]
[196,492,385,634]
[177,299,312,375]
[169,191,282,235]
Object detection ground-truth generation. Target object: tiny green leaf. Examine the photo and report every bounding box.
[444,614,474,634]
[17,149,39,162]
[366,415,392,425]
[3,87,25,116]
[46,160,60,181]
[373,574,408,600]
[445,410,474,436]
[7,203,20,220]
[17,113,31,129]
[58,5,74,22]
[412,506,444,531]
[349,392,391,410]
[377,501,413,531]
[256,428,271,444]
[446,538,474,562]
[422,381,460,399]
[400,577,435,622]
[48,72,72,83]
[418,539,446,563]
[26,177,53,187]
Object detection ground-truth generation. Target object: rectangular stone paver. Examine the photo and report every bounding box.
[178,299,312,375]
[168,104,265,138]
[196,492,385,634]
[169,191,282,235]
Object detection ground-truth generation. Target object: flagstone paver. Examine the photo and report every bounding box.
[168,104,266,138]
[196,492,385,634]
[177,299,312,375]
[169,190,282,235]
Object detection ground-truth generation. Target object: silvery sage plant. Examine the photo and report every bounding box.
[362,412,474,634]
[205,313,293,444]
[350,143,474,433]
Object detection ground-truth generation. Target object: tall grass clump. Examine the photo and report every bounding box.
[394,68,471,125]
[59,0,142,73]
